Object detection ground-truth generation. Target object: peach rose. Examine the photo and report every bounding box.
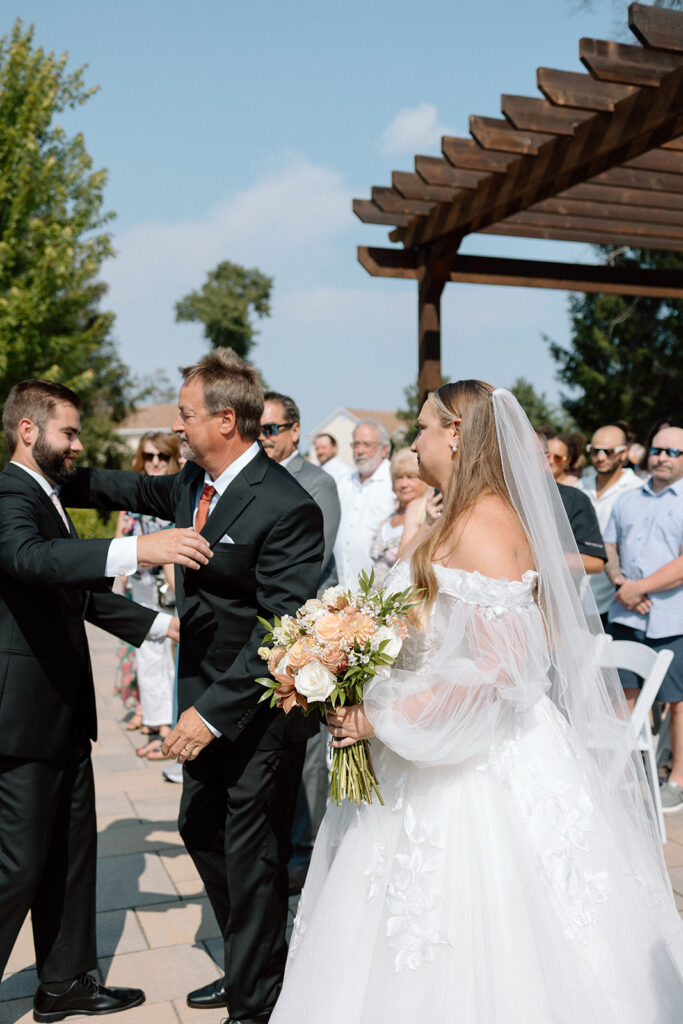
[341,611,375,645]
[319,645,347,674]
[288,639,315,670]
[267,646,286,675]
[315,614,344,643]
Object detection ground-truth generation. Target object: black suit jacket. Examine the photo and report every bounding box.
[0,462,157,759]
[61,449,325,744]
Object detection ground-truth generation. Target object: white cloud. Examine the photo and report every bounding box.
[378,102,451,157]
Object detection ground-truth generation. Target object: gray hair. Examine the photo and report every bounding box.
[179,347,263,440]
[353,417,390,450]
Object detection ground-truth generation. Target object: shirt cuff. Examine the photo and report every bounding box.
[147,612,172,642]
[106,536,138,578]
[196,710,222,738]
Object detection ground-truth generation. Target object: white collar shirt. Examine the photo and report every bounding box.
[319,454,352,487]
[194,442,261,523]
[333,458,395,591]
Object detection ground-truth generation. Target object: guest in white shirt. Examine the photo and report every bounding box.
[577,423,642,623]
[333,419,395,591]
[313,433,351,488]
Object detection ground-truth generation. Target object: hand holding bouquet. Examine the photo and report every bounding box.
[256,570,418,805]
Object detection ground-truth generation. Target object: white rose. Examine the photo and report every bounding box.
[321,584,345,606]
[294,660,336,701]
[300,598,325,617]
[375,625,403,660]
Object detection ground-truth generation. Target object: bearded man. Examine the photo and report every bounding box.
[0,379,209,1019]
[333,418,395,591]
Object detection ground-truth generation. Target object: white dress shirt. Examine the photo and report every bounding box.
[10,461,170,640]
[319,454,352,488]
[333,459,395,591]
[577,467,642,614]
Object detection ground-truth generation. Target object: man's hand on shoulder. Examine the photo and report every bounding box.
[161,707,215,761]
[137,528,212,571]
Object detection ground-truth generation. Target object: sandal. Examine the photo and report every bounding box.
[136,738,163,757]
[125,711,143,731]
[140,725,160,736]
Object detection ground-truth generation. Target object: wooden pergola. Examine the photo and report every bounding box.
[353,2,683,399]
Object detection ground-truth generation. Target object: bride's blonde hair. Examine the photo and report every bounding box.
[410,380,515,624]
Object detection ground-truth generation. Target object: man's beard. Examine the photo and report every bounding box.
[180,437,197,462]
[33,432,77,484]
[354,451,383,477]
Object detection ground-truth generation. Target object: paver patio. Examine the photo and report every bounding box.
[1,624,683,1024]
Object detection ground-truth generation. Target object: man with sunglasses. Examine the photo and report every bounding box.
[604,426,683,812]
[577,424,642,625]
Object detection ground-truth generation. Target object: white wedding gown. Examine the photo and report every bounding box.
[271,563,683,1024]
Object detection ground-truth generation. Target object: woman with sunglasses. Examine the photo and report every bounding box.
[116,432,181,757]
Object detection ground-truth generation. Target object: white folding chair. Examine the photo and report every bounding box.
[599,637,674,844]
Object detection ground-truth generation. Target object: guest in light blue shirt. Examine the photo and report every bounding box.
[604,426,683,812]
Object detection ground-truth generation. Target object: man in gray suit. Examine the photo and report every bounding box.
[260,392,340,590]
[259,391,341,890]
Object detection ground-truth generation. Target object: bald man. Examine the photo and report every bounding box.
[577,423,642,624]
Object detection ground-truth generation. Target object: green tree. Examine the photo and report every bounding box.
[0,21,133,467]
[508,377,573,431]
[175,261,273,359]
[546,248,683,438]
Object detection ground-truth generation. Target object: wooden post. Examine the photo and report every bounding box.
[417,262,446,404]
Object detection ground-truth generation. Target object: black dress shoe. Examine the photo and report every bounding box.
[187,977,229,1009]
[33,974,144,1022]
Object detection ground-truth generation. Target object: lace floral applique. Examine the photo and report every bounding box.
[364,842,388,901]
[385,804,451,971]
[288,889,307,960]
[485,726,611,942]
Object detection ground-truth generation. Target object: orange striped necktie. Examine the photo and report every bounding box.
[195,484,216,532]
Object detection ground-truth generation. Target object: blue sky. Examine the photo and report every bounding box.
[12,0,627,439]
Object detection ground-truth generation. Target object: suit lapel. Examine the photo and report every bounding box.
[4,464,71,537]
[178,464,204,528]
[201,474,255,546]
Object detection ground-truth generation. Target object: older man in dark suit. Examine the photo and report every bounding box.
[0,380,210,1021]
[61,350,325,1024]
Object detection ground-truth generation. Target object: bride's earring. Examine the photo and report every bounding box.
[451,441,458,452]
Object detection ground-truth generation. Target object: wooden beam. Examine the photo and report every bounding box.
[371,186,436,217]
[591,165,683,193]
[416,155,491,188]
[417,262,446,403]
[352,199,411,227]
[357,246,419,279]
[441,137,519,173]
[499,209,683,243]
[537,68,637,111]
[480,221,683,252]
[403,59,683,248]
[356,247,683,298]
[630,2,683,54]
[501,95,595,135]
[469,116,556,155]
[446,253,683,297]
[622,148,683,174]
[392,171,459,203]
[531,194,683,228]
[580,38,683,87]
[562,180,683,213]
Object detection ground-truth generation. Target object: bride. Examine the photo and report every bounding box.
[270,381,683,1024]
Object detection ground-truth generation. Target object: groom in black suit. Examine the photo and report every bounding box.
[0,379,212,1021]
[61,349,325,1024]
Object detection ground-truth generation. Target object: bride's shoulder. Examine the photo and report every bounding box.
[446,497,533,582]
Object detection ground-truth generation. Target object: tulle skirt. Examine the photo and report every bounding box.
[272,698,683,1024]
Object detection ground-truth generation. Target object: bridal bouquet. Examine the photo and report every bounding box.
[256,571,418,805]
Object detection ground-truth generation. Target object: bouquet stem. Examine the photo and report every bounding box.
[329,740,384,806]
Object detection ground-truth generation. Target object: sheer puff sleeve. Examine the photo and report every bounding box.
[364,565,550,768]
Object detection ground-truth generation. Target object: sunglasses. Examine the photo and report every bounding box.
[547,453,567,464]
[587,445,626,457]
[260,422,294,437]
[142,451,170,462]
[650,446,682,458]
